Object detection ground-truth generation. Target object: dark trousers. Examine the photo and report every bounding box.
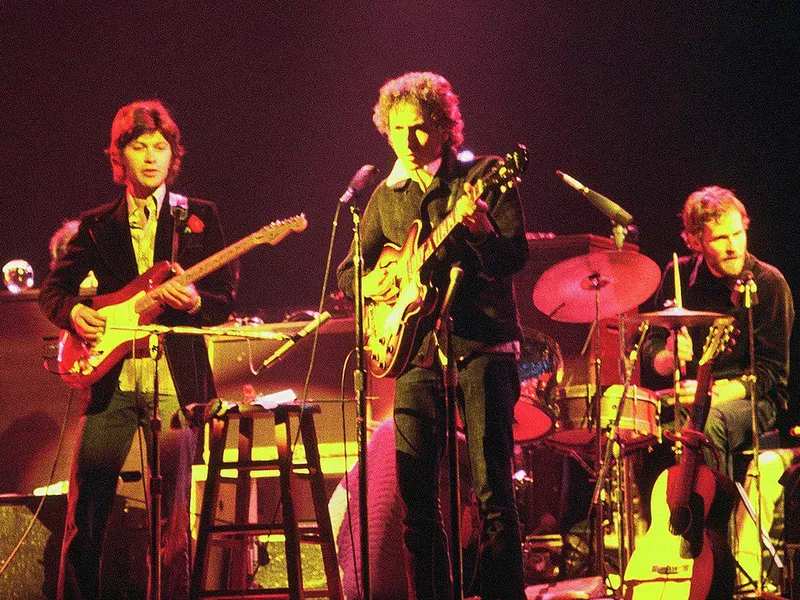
[393,352,526,600]
[703,396,776,479]
[58,387,197,600]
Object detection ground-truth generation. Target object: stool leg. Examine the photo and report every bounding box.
[230,416,255,590]
[276,409,303,600]
[190,416,229,600]
[299,410,343,600]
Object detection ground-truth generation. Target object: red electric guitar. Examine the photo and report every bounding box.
[57,214,307,389]
[623,317,735,600]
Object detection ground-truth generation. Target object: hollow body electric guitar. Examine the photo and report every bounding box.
[57,214,307,389]
[364,145,529,378]
[623,318,735,600]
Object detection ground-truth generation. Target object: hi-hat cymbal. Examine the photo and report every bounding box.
[533,250,661,323]
[636,306,727,329]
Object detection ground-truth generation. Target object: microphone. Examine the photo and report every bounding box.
[732,270,758,307]
[260,311,332,370]
[556,170,634,227]
[339,165,380,205]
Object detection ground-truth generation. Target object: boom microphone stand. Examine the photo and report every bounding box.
[740,272,765,595]
[349,202,372,600]
[435,266,464,600]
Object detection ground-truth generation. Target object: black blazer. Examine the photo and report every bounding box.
[39,191,235,411]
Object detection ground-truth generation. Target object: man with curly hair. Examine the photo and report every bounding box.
[40,99,235,600]
[338,72,528,599]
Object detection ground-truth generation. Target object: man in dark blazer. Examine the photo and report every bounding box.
[39,99,235,600]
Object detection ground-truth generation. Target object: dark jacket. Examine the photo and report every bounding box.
[336,150,529,363]
[39,192,235,410]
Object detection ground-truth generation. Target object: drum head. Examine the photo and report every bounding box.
[514,395,555,442]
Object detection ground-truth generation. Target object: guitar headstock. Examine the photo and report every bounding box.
[254,214,308,246]
[487,143,529,193]
[698,316,735,365]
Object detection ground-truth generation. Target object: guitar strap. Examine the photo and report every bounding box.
[169,192,189,263]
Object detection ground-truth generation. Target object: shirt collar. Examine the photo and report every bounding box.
[127,183,166,216]
[386,157,443,188]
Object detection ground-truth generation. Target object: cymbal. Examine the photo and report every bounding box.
[636,306,727,329]
[533,250,661,323]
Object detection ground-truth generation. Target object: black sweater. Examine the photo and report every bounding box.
[644,253,794,410]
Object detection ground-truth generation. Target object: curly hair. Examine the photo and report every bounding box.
[681,185,750,248]
[106,99,184,185]
[372,72,464,151]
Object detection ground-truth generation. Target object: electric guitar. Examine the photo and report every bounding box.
[623,317,735,600]
[364,145,529,378]
[57,214,308,389]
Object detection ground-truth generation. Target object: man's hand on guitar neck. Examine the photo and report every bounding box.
[459,181,496,239]
[154,263,202,314]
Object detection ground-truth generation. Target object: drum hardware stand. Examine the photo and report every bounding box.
[583,272,610,582]
[590,320,649,591]
[434,266,465,600]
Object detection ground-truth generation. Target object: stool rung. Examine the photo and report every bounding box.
[209,523,322,537]
[199,588,331,599]
[218,459,312,472]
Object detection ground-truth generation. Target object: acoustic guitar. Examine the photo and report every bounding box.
[623,317,734,600]
[57,214,307,389]
[364,145,528,378]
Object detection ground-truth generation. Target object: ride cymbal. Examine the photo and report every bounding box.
[533,250,661,323]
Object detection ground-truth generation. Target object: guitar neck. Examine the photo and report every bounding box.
[177,232,262,286]
[412,209,462,273]
[689,363,713,432]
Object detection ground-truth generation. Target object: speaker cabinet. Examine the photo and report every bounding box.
[0,291,80,495]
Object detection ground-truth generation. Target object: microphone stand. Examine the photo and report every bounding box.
[741,276,764,595]
[435,266,464,600]
[110,323,290,599]
[147,332,164,600]
[349,203,371,600]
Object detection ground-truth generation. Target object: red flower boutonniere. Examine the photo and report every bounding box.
[185,215,205,233]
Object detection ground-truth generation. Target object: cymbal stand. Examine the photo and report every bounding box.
[590,321,649,585]
[584,274,608,581]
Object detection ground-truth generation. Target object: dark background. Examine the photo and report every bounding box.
[1,3,798,420]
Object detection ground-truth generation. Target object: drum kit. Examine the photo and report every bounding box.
[515,248,727,583]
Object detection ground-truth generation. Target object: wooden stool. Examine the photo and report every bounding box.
[190,402,343,600]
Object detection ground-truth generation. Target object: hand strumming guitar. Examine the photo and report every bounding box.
[362,263,398,301]
[70,303,106,343]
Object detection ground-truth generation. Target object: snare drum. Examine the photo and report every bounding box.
[548,384,659,447]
